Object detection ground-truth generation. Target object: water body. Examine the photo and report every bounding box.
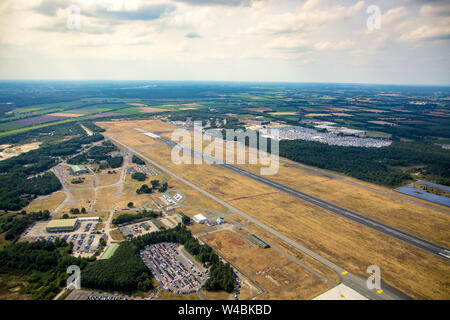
[397,185,450,207]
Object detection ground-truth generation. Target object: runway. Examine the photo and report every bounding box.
[156,133,450,261]
[219,163,450,261]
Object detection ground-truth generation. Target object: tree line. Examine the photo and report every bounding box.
[133,224,236,293]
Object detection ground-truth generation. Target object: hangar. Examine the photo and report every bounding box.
[70,165,89,175]
[193,214,208,224]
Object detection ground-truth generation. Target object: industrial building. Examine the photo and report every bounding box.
[151,218,164,230]
[46,218,79,233]
[70,165,89,175]
[193,214,208,224]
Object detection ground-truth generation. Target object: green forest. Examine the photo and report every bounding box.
[0,133,103,210]
[279,140,450,187]
[81,242,153,292]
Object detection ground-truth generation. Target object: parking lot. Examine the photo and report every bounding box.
[127,164,159,176]
[119,220,160,238]
[141,243,209,294]
[21,220,104,257]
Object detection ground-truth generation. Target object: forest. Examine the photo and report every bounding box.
[0,133,104,210]
[81,242,153,292]
[0,239,88,299]
[0,210,50,241]
[279,139,450,187]
[112,210,161,226]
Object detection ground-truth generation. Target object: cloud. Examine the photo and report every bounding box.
[381,7,408,26]
[420,2,450,17]
[173,0,256,6]
[33,0,175,21]
[34,0,70,16]
[401,25,450,41]
[93,3,176,21]
[185,31,201,38]
[246,1,365,35]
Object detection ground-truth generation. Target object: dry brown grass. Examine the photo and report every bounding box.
[200,290,234,300]
[236,160,450,248]
[94,186,152,211]
[202,230,332,300]
[96,171,121,186]
[156,289,199,300]
[109,228,125,241]
[24,191,66,212]
[61,189,94,212]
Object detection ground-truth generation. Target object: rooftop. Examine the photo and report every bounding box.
[47,218,78,229]
[71,165,87,172]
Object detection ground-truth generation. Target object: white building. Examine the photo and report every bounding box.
[193,214,208,224]
[77,217,100,221]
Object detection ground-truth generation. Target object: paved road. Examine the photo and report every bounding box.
[155,133,450,261]
[108,135,410,300]
[220,163,450,261]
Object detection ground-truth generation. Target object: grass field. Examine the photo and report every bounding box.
[96,171,121,187]
[0,274,32,300]
[97,119,450,299]
[156,289,199,300]
[24,191,66,212]
[100,243,119,259]
[202,230,332,300]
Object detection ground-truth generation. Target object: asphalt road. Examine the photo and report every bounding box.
[220,163,450,261]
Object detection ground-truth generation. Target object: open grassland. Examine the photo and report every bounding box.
[109,228,125,242]
[200,289,234,300]
[94,186,149,211]
[202,230,332,300]
[232,222,341,285]
[0,274,32,300]
[100,243,119,259]
[165,130,450,247]
[61,189,94,212]
[235,160,450,248]
[96,171,121,187]
[156,289,199,300]
[98,120,450,299]
[24,191,66,212]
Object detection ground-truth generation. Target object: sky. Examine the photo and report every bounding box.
[0,0,449,85]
